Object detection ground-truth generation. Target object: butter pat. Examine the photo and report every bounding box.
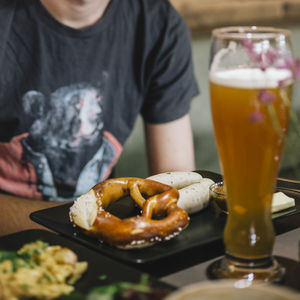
[272,192,295,213]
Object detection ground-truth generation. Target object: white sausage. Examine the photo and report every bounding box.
[147,172,214,214]
[177,178,214,214]
[147,171,203,189]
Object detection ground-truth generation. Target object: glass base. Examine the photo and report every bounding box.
[207,255,285,283]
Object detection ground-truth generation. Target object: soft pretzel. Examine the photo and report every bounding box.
[69,177,189,249]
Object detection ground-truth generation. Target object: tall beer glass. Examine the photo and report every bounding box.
[208,27,293,282]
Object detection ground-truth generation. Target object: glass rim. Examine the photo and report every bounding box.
[211,26,291,40]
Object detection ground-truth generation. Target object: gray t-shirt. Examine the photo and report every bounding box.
[0,0,199,200]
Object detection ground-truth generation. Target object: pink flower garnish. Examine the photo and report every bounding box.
[242,38,300,77]
[242,39,299,127]
[242,39,281,71]
[258,90,276,105]
[242,39,262,62]
[249,111,265,123]
[264,50,280,65]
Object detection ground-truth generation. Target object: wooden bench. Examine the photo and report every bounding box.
[170,0,300,34]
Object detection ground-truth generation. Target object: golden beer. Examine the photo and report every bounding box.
[210,68,291,260]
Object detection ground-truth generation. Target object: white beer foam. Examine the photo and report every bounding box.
[210,68,292,89]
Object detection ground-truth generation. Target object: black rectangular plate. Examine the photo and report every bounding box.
[0,229,173,296]
[30,170,300,266]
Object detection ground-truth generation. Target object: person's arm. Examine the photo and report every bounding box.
[145,113,195,175]
[0,194,63,237]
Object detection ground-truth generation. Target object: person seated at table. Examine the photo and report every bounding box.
[0,0,199,236]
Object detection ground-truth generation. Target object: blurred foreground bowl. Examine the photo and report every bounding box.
[164,280,299,300]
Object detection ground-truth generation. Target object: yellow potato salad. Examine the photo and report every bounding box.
[0,240,87,300]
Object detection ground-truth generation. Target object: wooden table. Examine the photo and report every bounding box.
[0,192,63,237]
[1,191,299,293]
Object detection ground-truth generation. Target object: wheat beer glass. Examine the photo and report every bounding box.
[208,27,293,282]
